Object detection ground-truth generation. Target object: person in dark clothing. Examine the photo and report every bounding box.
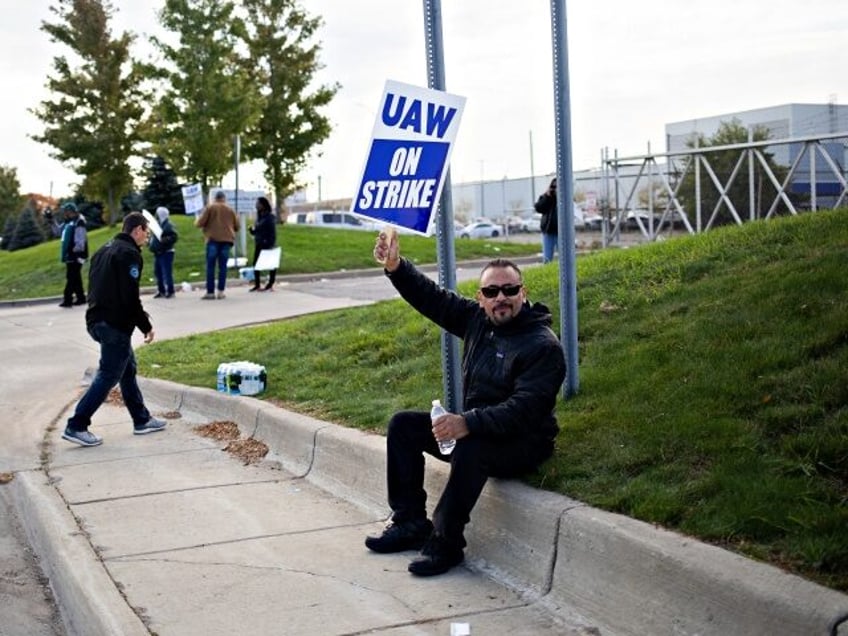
[365,230,567,576]
[247,196,277,292]
[534,177,558,263]
[62,212,167,447]
[149,206,178,298]
[58,202,89,307]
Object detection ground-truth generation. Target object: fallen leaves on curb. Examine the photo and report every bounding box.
[193,421,268,465]
[194,421,240,441]
[223,438,269,465]
[0,472,14,485]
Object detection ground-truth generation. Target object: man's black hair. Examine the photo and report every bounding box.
[481,258,523,281]
[122,211,148,234]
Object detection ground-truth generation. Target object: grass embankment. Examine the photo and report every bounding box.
[135,209,848,591]
[0,216,541,301]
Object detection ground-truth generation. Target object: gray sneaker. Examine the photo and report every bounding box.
[62,428,103,447]
[201,292,216,300]
[216,291,226,299]
[134,418,167,435]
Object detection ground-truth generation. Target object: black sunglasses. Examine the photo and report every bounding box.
[479,283,522,299]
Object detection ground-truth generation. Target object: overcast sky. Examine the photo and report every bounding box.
[1,0,845,201]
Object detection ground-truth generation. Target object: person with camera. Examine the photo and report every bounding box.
[534,177,558,263]
[365,230,566,576]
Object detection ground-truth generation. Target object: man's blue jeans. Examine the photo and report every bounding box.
[205,241,232,294]
[67,322,150,432]
[154,250,175,296]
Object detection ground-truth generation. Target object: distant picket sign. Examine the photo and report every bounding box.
[181,183,204,216]
[351,80,466,236]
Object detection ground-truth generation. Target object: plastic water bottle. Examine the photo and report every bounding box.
[431,399,455,455]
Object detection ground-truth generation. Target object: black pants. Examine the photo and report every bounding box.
[63,261,85,304]
[251,246,276,288]
[385,410,553,549]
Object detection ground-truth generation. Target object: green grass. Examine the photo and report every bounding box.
[5,209,847,591]
[0,216,541,300]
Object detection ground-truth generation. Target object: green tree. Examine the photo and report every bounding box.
[677,119,792,227]
[1,213,17,250]
[240,0,338,211]
[141,156,185,214]
[7,207,46,251]
[0,166,25,235]
[149,0,259,194]
[32,0,146,225]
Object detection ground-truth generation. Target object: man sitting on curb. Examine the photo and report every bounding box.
[366,229,566,576]
[63,212,167,447]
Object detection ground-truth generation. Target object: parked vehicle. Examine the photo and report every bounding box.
[287,211,374,230]
[520,216,541,233]
[459,221,504,239]
[581,213,603,231]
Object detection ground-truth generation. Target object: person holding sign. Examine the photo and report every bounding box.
[149,207,178,298]
[247,196,277,292]
[365,230,566,576]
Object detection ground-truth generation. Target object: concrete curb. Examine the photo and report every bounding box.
[11,472,148,636]
[139,378,848,636]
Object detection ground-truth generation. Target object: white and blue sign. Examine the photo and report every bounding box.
[181,183,204,216]
[351,80,465,236]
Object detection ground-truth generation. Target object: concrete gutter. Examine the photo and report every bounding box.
[10,473,148,636]
[139,378,848,636]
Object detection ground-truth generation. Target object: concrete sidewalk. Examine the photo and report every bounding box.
[13,379,848,636]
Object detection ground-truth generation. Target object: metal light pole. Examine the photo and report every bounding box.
[422,0,462,412]
[234,134,246,259]
[550,0,579,396]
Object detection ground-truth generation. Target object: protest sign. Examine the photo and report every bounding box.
[181,183,204,216]
[351,80,465,235]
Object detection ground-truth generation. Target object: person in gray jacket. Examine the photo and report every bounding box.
[149,206,178,298]
[365,230,566,576]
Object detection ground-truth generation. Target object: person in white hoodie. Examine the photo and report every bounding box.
[149,206,178,298]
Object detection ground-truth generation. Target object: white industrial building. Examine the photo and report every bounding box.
[665,103,848,199]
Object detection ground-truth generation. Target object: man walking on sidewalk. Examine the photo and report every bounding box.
[62,212,166,447]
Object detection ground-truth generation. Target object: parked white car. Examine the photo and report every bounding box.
[459,221,505,239]
[520,216,541,233]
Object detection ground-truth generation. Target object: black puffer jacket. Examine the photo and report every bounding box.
[534,191,558,236]
[86,233,152,336]
[387,258,566,441]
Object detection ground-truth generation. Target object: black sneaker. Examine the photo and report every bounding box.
[365,519,433,554]
[407,534,464,577]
